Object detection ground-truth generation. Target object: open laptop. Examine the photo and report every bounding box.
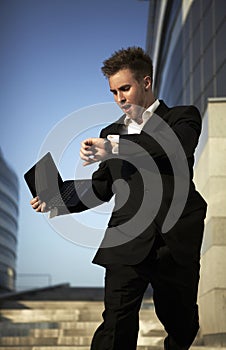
[24,152,98,214]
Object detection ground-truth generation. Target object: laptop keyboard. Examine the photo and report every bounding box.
[48,181,76,208]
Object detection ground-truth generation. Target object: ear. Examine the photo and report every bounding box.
[143,76,152,90]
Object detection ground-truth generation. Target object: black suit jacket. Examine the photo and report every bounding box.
[89,101,207,267]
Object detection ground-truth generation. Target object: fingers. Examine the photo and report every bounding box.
[80,147,93,162]
[83,160,96,166]
[80,138,107,166]
[80,138,97,166]
[80,151,103,166]
[30,197,40,209]
[80,139,94,160]
[30,197,47,212]
[81,138,94,147]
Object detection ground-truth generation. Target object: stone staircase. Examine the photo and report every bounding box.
[0,285,225,350]
[0,299,167,349]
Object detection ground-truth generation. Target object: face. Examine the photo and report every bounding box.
[109,68,153,122]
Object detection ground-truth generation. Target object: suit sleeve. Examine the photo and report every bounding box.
[49,166,113,217]
[118,106,202,159]
[92,161,114,202]
[91,128,114,202]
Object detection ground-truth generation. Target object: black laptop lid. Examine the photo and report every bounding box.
[24,152,63,202]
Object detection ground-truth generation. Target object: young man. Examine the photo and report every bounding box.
[31,47,207,350]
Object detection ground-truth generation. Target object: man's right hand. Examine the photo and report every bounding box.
[30,197,48,212]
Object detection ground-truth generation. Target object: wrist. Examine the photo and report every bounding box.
[103,138,113,154]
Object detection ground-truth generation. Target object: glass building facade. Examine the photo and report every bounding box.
[0,149,19,293]
[145,1,226,345]
[146,0,225,115]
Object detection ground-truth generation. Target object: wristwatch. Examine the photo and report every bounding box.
[103,138,112,154]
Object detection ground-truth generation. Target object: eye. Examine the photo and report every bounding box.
[121,85,130,91]
[110,89,117,95]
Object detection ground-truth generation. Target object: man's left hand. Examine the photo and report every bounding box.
[80,138,109,166]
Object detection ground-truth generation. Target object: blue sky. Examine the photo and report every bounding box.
[0,0,150,289]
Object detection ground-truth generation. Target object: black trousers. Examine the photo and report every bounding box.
[91,235,200,350]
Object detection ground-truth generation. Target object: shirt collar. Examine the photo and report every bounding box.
[124,99,160,126]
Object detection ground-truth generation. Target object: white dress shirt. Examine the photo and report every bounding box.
[107,99,160,154]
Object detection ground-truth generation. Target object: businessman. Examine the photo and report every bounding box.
[31,47,207,350]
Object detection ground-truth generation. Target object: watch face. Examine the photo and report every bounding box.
[104,139,112,153]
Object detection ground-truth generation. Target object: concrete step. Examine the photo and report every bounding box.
[0,308,156,323]
[0,321,100,337]
[0,309,102,322]
[0,322,58,336]
[1,299,153,312]
[0,347,92,350]
[3,335,226,348]
[0,336,92,346]
[0,347,91,350]
[1,299,226,350]
[59,320,99,331]
[0,335,165,346]
[19,300,105,310]
[0,347,226,350]
[29,323,99,337]
[0,319,163,336]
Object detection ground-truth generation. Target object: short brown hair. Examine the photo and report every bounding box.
[101,46,153,82]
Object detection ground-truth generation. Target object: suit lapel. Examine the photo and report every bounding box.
[111,114,127,135]
[142,100,170,134]
[155,100,170,118]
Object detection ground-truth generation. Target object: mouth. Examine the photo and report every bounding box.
[121,104,132,113]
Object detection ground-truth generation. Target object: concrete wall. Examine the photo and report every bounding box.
[194,98,226,346]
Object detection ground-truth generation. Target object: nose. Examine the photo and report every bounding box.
[116,91,126,104]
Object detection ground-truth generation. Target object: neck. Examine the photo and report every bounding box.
[146,95,156,109]
[134,116,143,124]
[134,97,156,124]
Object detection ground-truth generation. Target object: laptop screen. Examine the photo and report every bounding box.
[24,152,63,202]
